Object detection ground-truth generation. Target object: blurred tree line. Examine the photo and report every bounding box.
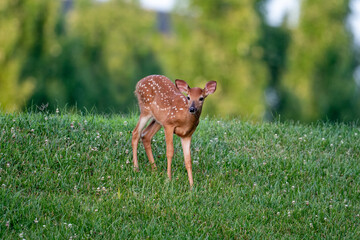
[0,0,359,122]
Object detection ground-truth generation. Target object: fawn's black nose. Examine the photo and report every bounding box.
[189,107,197,113]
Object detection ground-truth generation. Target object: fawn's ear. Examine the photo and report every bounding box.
[175,79,190,94]
[204,81,217,96]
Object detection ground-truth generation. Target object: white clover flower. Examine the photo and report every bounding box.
[34,218,38,223]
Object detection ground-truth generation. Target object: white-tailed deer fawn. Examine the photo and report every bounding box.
[132,75,217,188]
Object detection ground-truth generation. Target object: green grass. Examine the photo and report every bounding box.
[1,111,359,239]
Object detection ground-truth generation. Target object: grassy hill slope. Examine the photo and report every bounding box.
[1,112,359,239]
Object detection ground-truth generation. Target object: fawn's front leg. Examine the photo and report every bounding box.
[181,137,193,188]
[164,126,174,180]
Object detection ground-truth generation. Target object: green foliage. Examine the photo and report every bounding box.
[282,0,359,122]
[256,0,292,121]
[64,0,162,112]
[155,0,267,118]
[0,0,38,111]
[1,112,360,238]
[0,0,359,122]
[0,0,162,113]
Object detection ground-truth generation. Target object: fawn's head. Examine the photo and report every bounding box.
[175,79,217,115]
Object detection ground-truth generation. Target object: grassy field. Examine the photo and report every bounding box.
[1,111,359,239]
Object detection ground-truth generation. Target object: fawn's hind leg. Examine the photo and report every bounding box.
[132,114,151,171]
[141,120,162,170]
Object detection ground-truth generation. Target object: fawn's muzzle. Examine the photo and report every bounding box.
[189,101,197,113]
[189,107,197,113]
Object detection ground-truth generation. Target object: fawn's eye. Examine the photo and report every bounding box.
[199,97,204,101]
[187,96,190,100]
